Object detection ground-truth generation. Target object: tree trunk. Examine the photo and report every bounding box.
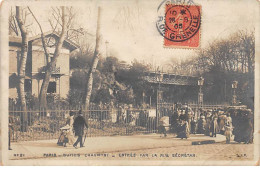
[39,7,68,109]
[28,7,50,63]
[82,7,102,110]
[16,6,28,132]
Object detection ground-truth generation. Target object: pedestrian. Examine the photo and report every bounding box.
[65,111,76,146]
[197,115,206,134]
[240,109,254,144]
[190,117,197,134]
[179,110,186,121]
[224,113,233,144]
[177,119,189,139]
[159,116,169,137]
[122,108,127,123]
[170,110,179,133]
[210,113,219,137]
[233,109,252,144]
[73,110,88,148]
[9,116,15,150]
[246,109,254,144]
[219,114,227,135]
[205,113,211,136]
[187,110,193,133]
[129,111,136,126]
[232,110,241,142]
[57,111,76,147]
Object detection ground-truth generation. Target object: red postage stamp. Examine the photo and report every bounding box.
[164,4,201,48]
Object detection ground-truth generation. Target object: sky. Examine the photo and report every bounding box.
[10,0,257,71]
[99,0,256,70]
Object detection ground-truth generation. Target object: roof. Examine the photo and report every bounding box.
[9,31,80,51]
[9,36,22,43]
[29,31,79,51]
[9,36,22,46]
[145,71,198,78]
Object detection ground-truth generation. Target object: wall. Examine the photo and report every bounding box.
[56,52,70,98]
[9,45,20,99]
[9,36,72,100]
[31,44,70,99]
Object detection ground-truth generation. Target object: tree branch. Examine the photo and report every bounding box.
[27,7,50,64]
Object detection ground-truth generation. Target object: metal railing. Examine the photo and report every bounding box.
[9,107,158,142]
[9,102,229,142]
[38,66,61,74]
[188,103,227,110]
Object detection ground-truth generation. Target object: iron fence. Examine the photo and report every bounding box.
[9,107,158,142]
[188,103,227,110]
[9,102,228,142]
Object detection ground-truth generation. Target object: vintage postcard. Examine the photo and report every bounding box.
[0,0,259,166]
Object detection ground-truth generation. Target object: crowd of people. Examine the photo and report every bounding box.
[167,104,254,144]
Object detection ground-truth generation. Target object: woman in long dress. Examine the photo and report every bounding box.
[177,119,189,139]
[205,114,211,136]
[224,113,233,144]
[66,111,75,146]
[197,115,206,134]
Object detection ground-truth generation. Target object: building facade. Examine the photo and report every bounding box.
[9,32,78,100]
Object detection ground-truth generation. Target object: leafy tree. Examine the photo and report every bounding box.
[115,59,151,105]
[93,88,112,104]
[101,56,119,73]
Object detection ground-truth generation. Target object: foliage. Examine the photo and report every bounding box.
[70,45,94,70]
[25,93,39,109]
[101,56,119,73]
[93,88,112,104]
[163,30,255,108]
[196,30,255,108]
[116,88,134,105]
[67,89,83,107]
[115,59,151,105]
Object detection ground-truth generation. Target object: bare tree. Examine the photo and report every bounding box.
[191,30,254,75]
[9,7,19,36]
[238,30,255,74]
[15,6,29,131]
[27,7,50,64]
[167,30,255,77]
[28,7,83,108]
[82,7,102,109]
[38,7,68,108]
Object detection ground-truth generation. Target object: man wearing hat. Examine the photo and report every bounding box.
[197,114,206,134]
[73,110,88,148]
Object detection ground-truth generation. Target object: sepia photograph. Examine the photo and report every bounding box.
[0,0,259,166]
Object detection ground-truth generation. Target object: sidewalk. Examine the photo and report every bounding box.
[9,134,226,160]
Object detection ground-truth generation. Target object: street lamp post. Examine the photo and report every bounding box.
[197,77,204,115]
[232,81,238,105]
[156,71,164,129]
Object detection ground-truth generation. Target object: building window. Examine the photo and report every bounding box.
[17,51,21,72]
[47,82,56,93]
[24,79,32,93]
[48,54,53,63]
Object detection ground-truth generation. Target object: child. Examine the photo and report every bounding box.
[57,125,70,147]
